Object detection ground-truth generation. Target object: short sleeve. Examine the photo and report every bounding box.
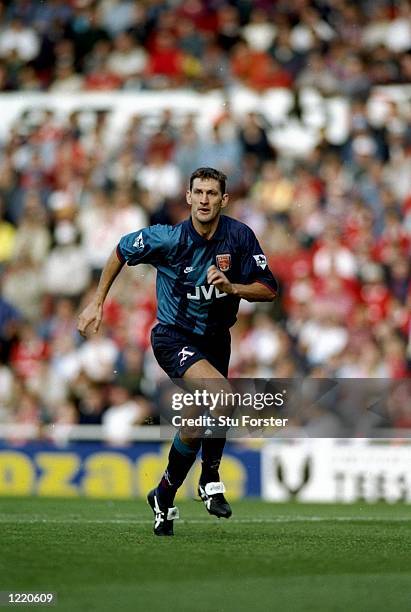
[117,224,174,267]
[239,227,278,295]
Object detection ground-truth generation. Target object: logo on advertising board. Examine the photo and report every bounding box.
[261,440,411,503]
[216,253,231,272]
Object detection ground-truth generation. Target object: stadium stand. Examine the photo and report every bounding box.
[0,0,409,438]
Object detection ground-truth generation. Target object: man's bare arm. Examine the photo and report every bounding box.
[207,265,276,302]
[230,280,276,302]
[77,248,124,337]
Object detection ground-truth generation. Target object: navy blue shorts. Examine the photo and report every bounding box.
[151,323,231,379]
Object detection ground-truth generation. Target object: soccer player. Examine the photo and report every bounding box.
[77,167,277,535]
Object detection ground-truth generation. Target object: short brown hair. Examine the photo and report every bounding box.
[189,167,227,194]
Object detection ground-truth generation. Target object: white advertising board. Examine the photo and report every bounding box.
[261,439,411,503]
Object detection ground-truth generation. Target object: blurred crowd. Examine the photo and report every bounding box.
[1,0,411,93]
[0,0,410,437]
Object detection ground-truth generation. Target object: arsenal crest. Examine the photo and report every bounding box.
[216,253,231,272]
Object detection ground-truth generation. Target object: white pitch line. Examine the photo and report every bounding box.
[0,516,409,525]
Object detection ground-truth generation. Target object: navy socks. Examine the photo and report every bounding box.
[157,434,201,506]
[157,433,227,505]
[200,436,227,486]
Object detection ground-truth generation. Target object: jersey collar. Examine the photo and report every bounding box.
[188,215,226,244]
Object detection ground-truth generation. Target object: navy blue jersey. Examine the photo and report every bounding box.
[117,215,277,335]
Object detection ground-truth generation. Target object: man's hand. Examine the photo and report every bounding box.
[207,265,234,294]
[76,247,125,337]
[77,300,103,337]
[207,265,276,302]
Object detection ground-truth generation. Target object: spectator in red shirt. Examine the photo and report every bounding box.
[10,321,49,382]
[231,40,292,91]
[84,58,122,91]
[145,30,184,88]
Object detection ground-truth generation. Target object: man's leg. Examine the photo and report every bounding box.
[182,359,232,518]
[149,431,201,536]
[154,359,224,507]
[149,325,204,534]
[157,433,201,508]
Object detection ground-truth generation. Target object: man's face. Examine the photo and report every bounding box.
[186,178,228,224]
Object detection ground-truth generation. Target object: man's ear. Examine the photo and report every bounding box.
[221,193,229,209]
[186,190,192,206]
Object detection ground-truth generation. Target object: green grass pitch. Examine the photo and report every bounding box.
[1,497,410,612]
